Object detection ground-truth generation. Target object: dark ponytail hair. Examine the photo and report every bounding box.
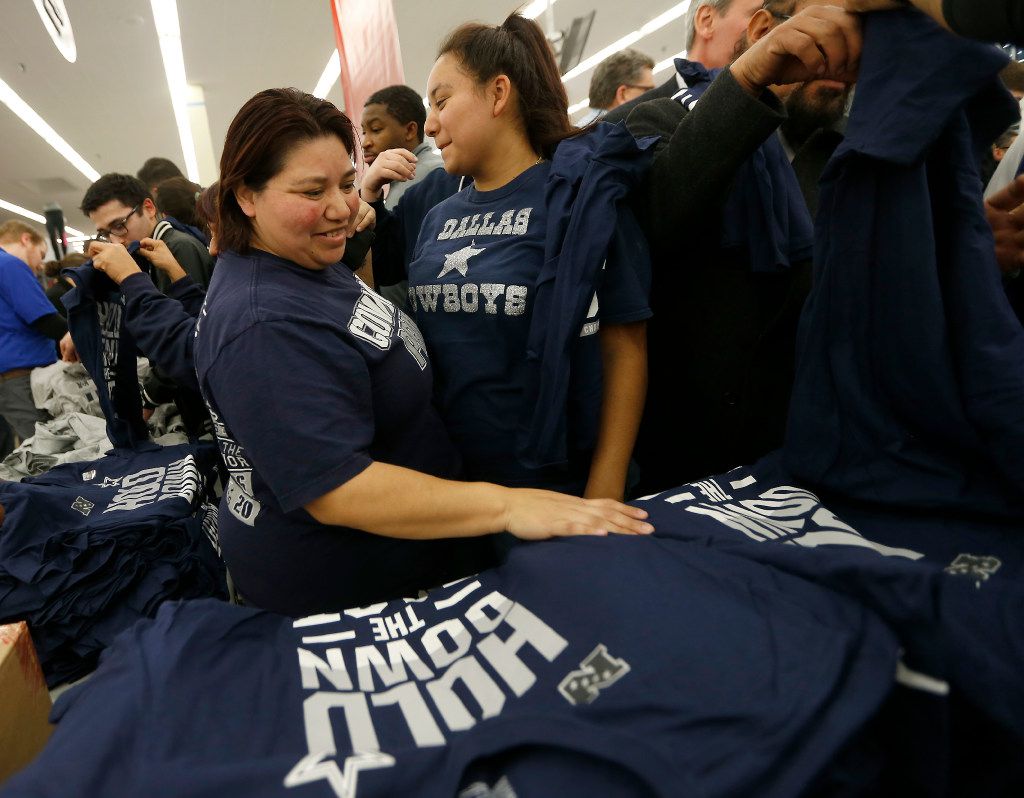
[438,13,577,159]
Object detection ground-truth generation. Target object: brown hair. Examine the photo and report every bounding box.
[137,157,183,188]
[195,182,219,234]
[0,220,45,246]
[57,252,88,271]
[437,13,577,159]
[1000,61,1024,95]
[217,88,357,255]
[588,49,655,110]
[155,176,204,232]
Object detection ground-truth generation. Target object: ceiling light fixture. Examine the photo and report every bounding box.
[653,49,688,74]
[31,0,77,63]
[521,0,560,19]
[0,198,45,224]
[0,197,84,237]
[561,0,691,83]
[0,77,99,182]
[313,50,342,100]
[150,0,200,182]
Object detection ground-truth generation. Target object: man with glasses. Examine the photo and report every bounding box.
[575,49,656,126]
[81,173,213,293]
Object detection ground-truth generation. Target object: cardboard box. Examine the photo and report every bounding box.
[0,622,53,784]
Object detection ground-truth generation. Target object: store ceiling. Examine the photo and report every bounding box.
[0,0,687,235]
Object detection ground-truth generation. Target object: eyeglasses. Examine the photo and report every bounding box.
[625,84,656,92]
[95,204,141,240]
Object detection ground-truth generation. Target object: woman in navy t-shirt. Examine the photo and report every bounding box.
[407,13,652,500]
[192,88,652,616]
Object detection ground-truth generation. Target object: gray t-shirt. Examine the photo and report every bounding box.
[385,141,445,209]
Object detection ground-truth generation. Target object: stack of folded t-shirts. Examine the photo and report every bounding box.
[0,442,226,686]
[0,360,191,481]
[3,477,1023,798]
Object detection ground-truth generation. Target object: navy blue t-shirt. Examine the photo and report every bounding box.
[407,162,651,491]
[632,453,1024,790]
[192,249,473,616]
[0,442,225,686]
[4,528,901,798]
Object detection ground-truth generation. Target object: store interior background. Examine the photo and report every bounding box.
[0,0,693,242]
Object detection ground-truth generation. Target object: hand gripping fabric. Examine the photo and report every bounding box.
[784,11,1024,518]
[60,243,150,449]
[518,122,656,468]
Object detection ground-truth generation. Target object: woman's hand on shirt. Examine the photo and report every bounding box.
[137,238,188,283]
[359,148,418,202]
[304,462,653,542]
[502,489,653,540]
[352,200,376,236]
[90,241,143,285]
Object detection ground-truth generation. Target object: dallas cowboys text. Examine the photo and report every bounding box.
[409,207,534,317]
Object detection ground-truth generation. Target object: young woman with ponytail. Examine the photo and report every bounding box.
[407,13,653,501]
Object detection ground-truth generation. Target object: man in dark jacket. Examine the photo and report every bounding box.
[81,173,213,293]
[621,0,860,493]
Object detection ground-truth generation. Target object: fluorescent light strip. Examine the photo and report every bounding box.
[567,50,686,118]
[562,0,691,83]
[0,198,84,237]
[521,0,559,19]
[653,49,687,74]
[0,198,45,224]
[0,77,99,182]
[150,0,200,182]
[313,50,342,99]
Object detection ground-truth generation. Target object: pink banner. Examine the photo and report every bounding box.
[330,0,405,131]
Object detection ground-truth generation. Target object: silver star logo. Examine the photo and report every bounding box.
[437,241,485,279]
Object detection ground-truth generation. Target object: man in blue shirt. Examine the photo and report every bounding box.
[0,220,67,458]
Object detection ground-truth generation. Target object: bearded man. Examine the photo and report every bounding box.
[622,1,861,494]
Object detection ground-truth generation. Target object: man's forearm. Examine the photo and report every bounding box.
[30,312,68,341]
[627,72,785,243]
